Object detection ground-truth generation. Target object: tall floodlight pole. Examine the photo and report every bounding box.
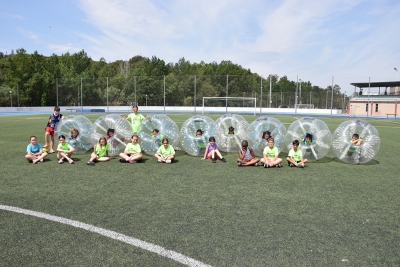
[259,76,263,115]
[9,91,12,107]
[226,75,229,113]
[295,76,298,115]
[395,67,399,94]
[330,76,334,117]
[269,75,272,108]
[299,79,302,105]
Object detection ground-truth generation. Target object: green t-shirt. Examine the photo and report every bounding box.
[152,134,165,146]
[125,143,141,154]
[58,142,73,151]
[157,144,175,157]
[288,148,302,162]
[127,113,145,133]
[196,136,206,149]
[96,143,109,157]
[263,146,279,158]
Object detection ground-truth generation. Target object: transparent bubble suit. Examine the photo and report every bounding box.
[138,114,180,156]
[179,116,217,156]
[214,114,249,152]
[90,114,132,156]
[246,117,287,157]
[55,115,93,154]
[332,120,380,164]
[285,117,332,161]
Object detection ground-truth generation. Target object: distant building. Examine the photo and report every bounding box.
[348,81,400,117]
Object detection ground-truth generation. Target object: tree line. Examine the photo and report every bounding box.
[0,49,345,109]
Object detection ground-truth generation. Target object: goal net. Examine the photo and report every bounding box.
[202,97,257,115]
[295,104,314,109]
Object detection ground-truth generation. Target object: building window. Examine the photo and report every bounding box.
[375,104,378,112]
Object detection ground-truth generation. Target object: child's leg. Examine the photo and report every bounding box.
[37,152,48,161]
[243,157,259,166]
[273,158,282,166]
[90,153,100,162]
[25,154,35,162]
[50,135,55,152]
[214,149,223,159]
[97,157,110,162]
[287,157,296,165]
[129,153,142,161]
[260,158,266,164]
[120,153,130,161]
[44,131,49,147]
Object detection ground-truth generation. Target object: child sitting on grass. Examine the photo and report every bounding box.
[155,138,175,163]
[57,135,75,164]
[119,134,142,164]
[202,136,226,163]
[25,136,48,164]
[87,137,110,165]
[287,139,307,168]
[237,140,259,166]
[260,137,282,168]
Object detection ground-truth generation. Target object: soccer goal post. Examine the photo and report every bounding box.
[202,97,257,115]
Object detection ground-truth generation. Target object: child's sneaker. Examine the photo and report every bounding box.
[87,161,95,166]
[254,162,258,167]
[237,162,242,167]
[264,164,270,168]
[298,164,304,168]
[58,159,64,164]
[68,159,74,164]
[166,160,172,164]
[119,158,126,163]
[220,158,226,162]
[289,163,295,167]
[40,158,43,162]
[32,159,38,164]
[158,159,162,163]
[212,158,216,163]
[129,160,136,164]
[276,164,282,168]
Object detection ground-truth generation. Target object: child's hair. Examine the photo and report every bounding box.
[196,129,203,135]
[153,129,159,134]
[99,136,107,146]
[292,139,300,146]
[59,135,66,140]
[54,106,60,111]
[131,134,138,139]
[304,133,313,143]
[228,126,235,133]
[132,104,138,110]
[107,128,115,136]
[352,133,359,139]
[241,140,248,146]
[162,138,169,144]
[71,128,79,136]
[30,135,36,140]
[262,131,271,139]
[267,137,274,142]
[209,136,216,142]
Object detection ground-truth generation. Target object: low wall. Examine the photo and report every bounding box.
[0,106,342,116]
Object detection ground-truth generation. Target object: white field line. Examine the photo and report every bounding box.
[0,205,213,267]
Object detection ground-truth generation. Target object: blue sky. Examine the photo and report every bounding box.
[1,0,400,93]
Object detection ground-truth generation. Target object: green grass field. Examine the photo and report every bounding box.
[1,114,399,267]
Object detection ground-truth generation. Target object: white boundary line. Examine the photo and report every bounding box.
[0,205,213,267]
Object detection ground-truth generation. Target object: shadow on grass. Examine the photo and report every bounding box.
[331,157,380,165]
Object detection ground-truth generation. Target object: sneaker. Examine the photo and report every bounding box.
[166,160,172,164]
[87,161,95,166]
[129,160,136,164]
[158,159,162,163]
[119,158,126,163]
[212,158,216,163]
[32,159,38,164]
[220,158,226,162]
[276,164,282,168]
[264,164,270,168]
[58,159,64,164]
[49,150,55,154]
[298,164,304,168]
[68,159,74,164]
[238,162,242,167]
[40,158,43,162]
[254,162,258,167]
[289,163,295,167]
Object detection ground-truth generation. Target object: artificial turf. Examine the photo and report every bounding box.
[0,114,399,266]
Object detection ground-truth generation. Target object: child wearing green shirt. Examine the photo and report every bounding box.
[260,137,282,168]
[287,140,308,168]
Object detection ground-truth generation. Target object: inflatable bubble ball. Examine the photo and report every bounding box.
[285,117,332,161]
[55,115,93,154]
[90,114,132,156]
[332,120,380,164]
[179,116,218,156]
[214,114,249,152]
[246,117,287,157]
[138,114,180,156]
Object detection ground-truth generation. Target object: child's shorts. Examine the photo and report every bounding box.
[45,127,55,136]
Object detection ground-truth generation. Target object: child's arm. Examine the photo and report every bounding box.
[68,144,76,152]
[238,149,245,160]
[249,148,256,158]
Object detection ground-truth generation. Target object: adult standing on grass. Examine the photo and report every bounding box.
[44,106,64,153]
[25,136,48,164]
[155,138,175,163]
[122,104,145,134]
